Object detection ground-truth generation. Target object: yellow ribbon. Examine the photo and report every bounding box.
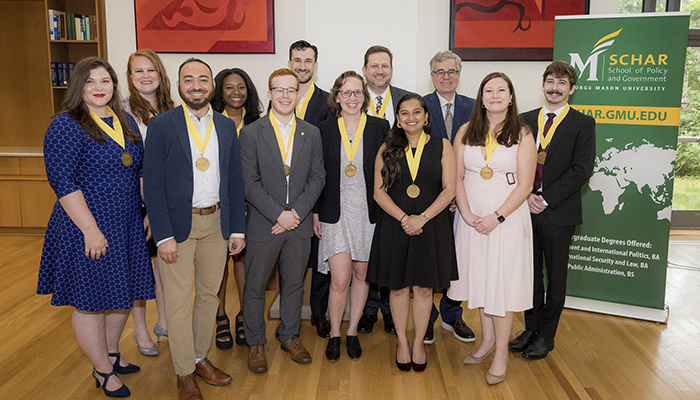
[223,108,246,136]
[338,113,366,165]
[296,84,316,119]
[484,127,502,164]
[404,131,427,183]
[368,88,391,119]
[90,107,124,149]
[181,101,213,156]
[269,111,296,165]
[537,104,570,149]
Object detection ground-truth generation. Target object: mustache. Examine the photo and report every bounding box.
[547,90,563,96]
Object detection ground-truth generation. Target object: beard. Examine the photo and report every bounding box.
[179,87,211,111]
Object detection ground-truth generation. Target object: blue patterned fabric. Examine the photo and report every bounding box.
[37,112,155,312]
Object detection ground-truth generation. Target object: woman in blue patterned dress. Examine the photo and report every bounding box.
[37,57,155,398]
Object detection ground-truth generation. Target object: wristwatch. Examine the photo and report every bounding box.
[494,211,505,223]
[421,213,429,222]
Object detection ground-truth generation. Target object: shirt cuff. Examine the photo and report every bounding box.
[540,195,549,206]
[156,236,174,247]
[230,233,245,239]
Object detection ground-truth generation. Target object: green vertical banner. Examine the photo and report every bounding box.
[553,13,689,321]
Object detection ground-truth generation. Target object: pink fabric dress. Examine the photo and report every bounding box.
[447,143,533,317]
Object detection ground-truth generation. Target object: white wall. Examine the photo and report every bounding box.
[107,0,618,113]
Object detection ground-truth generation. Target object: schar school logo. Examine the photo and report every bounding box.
[569,29,622,82]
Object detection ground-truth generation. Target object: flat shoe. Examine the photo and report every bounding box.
[464,344,496,365]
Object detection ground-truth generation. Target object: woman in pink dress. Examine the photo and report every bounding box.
[448,72,536,385]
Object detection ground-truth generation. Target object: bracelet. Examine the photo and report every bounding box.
[400,214,407,223]
[421,213,429,222]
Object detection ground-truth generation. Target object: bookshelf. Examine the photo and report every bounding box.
[0,0,107,229]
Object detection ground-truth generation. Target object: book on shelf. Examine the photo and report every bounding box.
[51,62,77,87]
[50,11,97,41]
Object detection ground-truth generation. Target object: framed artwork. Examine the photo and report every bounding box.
[134,0,274,53]
[450,0,589,61]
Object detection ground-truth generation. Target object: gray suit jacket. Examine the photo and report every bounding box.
[239,113,326,242]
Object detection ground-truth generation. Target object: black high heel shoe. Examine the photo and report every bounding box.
[109,352,140,374]
[93,368,131,398]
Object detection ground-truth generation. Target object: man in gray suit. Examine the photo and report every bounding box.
[239,68,326,373]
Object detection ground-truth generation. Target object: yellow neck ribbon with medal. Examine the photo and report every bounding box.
[405,131,427,198]
[296,84,315,119]
[369,88,391,119]
[269,111,297,176]
[182,102,213,171]
[480,127,502,180]
[338,113,367,177]
[222,107,246,136]
[536,104,570,165]
[90,107,131,167]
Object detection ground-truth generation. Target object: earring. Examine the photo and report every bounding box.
[424,120,428,126]
[509,101,512,106]
[397,122,402,128]
[482,104,485,108]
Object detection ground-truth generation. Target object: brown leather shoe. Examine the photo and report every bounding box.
[280,337,312,364]
[194,358,232,386]
[176,373,202,400]
[310,314,331,339]
[248,345,268,373]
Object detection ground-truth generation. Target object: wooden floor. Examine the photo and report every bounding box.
[1,232,700,399]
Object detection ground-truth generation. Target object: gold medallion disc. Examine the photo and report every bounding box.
[537,152,547,164]
[480,166,493,180]
[284,164,291,176]
[406,184,420,198]
[196,157,210,171]
[345,164,357,177]
[121,152,133,167]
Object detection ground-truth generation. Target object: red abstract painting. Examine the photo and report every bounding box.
[450,0,588,61]
[135,0,274,53]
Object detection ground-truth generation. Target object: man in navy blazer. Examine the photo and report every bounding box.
[508,61,595,360]
[288,40,334,339]
[357,45,413,335]
[144,58,246,399]
[422,50,476,346]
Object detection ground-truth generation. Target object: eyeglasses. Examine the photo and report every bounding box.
[339,90,364,99]
[432,69,459,78]
[270,87,299,95]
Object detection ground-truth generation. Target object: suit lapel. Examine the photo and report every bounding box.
[546,109,574,156]
[261,115,286,175]
[289,117,305,175]
[214,113,230,171]
[362,119,375,167]
[427,93,447,140]
[175,105,193,165]
[304,84,320,122]
[453,95,468,133]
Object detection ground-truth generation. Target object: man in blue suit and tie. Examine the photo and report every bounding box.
[422,50,476,345]
[144,58,246,400]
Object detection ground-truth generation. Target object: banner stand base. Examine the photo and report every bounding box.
[565,296,669,324]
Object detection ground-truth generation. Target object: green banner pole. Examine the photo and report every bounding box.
[553,13,689,321]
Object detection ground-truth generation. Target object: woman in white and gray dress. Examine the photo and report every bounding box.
[314,71,389,362]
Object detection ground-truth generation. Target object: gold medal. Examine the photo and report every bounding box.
[121,152,132,167]
[480,166,493,180]
[196,157,210,171]
[406,184,420,198]
[345,164,357,177]
[537,151,547,164]
[284,164,290,176]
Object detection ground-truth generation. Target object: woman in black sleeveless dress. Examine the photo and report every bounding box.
[366,93,458,372]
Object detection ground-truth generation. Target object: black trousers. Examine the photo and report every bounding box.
[525,212,575,340]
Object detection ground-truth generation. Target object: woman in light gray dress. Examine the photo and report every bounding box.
[314,71,389,362]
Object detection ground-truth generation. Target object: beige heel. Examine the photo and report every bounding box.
[463,344,496,365]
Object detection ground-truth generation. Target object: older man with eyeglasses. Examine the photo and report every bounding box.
[422,50,477,346]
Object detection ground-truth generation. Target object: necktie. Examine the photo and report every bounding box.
[445,103,453,141]
[376,95,383,118]
[534,112,556,191]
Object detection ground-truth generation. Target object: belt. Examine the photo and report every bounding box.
[192,202,220,215]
